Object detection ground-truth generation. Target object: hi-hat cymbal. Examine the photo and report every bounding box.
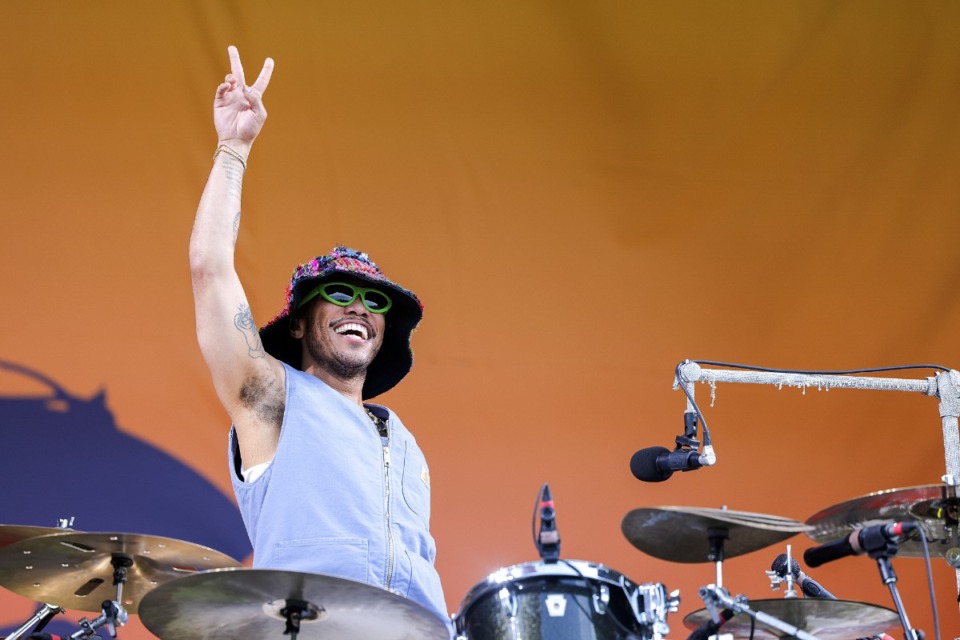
[805,484,960,557]
[0,525,78,547]
[138,568,450,640]
[622,507,810,563]
[0,532,241,613]
[684,598,899,640]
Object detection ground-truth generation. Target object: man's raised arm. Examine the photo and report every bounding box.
[189,46,283,467]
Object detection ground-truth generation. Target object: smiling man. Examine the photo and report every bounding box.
[188,46,449,628]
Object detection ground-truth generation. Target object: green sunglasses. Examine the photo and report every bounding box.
[299,281,393,314]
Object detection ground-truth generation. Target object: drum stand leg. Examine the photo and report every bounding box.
[5,603,64,640]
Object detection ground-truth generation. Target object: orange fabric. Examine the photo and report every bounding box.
[1,1,958,636]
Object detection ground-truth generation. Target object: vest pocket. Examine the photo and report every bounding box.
[273,537,369,584]
[401,441,431,528]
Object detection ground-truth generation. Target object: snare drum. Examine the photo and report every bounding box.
[453,560,676,640]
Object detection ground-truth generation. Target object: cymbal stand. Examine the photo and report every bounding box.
[67,600,127,640]
[707,528,728,588]
[698,584,821,640]
[67,555,132,639]
[5,603,64,640]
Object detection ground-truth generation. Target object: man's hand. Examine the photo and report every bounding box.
[214,45,274,152]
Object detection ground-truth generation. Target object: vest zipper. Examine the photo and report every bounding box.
[382,441,395,590]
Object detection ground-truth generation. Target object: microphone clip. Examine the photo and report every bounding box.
[675,413,700,450]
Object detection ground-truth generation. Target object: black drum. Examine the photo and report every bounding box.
[453,560,675,640]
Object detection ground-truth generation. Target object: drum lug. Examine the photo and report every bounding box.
[592,582,610,615]
[497,586,518,619]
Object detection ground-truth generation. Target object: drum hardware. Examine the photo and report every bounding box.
[685,588,900,640]
[66,598,129,639]
[4,603,64,640]
[137,567,450,640]
[764,545,799,598]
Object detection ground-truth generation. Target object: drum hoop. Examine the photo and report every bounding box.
[455,559,633,616]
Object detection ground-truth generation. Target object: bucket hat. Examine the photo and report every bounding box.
[259,246,423,399]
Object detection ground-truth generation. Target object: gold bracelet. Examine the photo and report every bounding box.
[214,144,247,171]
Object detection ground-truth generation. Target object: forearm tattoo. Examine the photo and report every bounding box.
[234,303,265,358]
[233,211,241,246]
[224,158,243,200]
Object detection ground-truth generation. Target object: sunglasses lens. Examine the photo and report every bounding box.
[363,290,391,312]
[323,283,356,305]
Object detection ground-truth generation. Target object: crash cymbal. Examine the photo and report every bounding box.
[805,484,960,558]
[0,532,241,613]
[0,525,77,547]
[622,507,810,563]
[138,568,450,640]
[684,598,899,640]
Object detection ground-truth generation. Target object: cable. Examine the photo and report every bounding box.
[530,483,546,552]
[689,360,951,375]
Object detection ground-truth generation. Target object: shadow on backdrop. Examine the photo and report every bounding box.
[0,360,251,635]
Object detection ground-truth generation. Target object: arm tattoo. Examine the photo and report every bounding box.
[224,160,243,200]
[234,303,266,359]
[233,211,241,246]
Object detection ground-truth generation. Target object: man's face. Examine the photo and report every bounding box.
[292,282,388,380]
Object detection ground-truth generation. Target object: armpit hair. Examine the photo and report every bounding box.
[239,373,285,427]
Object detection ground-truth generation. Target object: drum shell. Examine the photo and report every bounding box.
[454,560,657,640]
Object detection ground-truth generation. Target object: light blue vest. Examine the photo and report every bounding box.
[229,363,449,625]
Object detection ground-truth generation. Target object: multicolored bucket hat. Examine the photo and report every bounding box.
[259,246,423,399]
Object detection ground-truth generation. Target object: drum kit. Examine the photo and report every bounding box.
[0,481,951,640]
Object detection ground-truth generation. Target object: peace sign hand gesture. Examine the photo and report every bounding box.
[213,46,274,152]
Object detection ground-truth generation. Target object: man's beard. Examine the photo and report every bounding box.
[303,321,377,381]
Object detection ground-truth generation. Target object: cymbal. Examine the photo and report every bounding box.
[0,525,77,547]
[0,532,241,613]
[805,484,960,557]
[622,507,810,563]
[138,568,450,640]
[684,598,899,640]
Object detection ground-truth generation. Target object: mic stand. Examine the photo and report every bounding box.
[678,361,960,603]
[871,552,923,640]
[698,584,822,640]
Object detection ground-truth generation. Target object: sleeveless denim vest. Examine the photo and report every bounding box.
[229,363,448,625]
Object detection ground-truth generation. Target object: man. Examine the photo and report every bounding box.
[189,46,449,627]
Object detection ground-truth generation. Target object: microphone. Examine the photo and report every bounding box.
[771,553,837,599]
[804,522,917,568]
[686,608,734,640]
[536,484,560,563]
[630,446,709,482]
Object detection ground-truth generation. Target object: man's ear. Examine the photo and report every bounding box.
[289,313,305,339]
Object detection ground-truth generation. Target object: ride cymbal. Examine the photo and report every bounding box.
[622,507,810,563]
[138,568,450,640]
[0,532,241,613]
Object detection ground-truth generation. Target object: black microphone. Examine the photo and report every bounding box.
[537,484,560,563]
[630,446,709,482]
[771,553,837,599]
[804,522,916,568]
[687,608,734,640]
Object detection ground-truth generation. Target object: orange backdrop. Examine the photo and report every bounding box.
[2,1,959,637]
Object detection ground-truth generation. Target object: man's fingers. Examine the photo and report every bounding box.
[251,57,275,94]
[227,45,246,86]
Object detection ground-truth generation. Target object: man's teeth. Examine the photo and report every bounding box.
[334,323,369,340]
